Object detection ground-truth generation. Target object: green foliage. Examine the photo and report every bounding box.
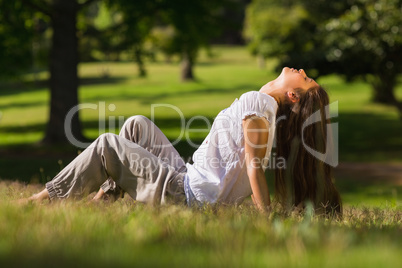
[78,1,153,63]
[244,0,308,57]
[321,0,402,78]
[105,0,157,49]
[1,0,231,81]
[0,0,34,78]
[79,2,124,62]
[78,0,226,77]
[161,0,224,55]
[147,25,178,61]
[244,0,402,109]
[244,0,402,76]
[93,2,115,30]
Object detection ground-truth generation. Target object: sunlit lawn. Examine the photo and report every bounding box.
[0,180,401,268]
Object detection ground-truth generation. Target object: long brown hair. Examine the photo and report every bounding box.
[274,85,342,216]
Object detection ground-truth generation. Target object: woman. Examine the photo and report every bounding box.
[24,67,342,215]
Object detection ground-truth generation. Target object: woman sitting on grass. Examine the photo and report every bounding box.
[23,67,342,216]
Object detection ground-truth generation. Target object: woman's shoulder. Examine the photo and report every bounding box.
[223,90,277,124]
[240,90,276,102]
[238,91,278,112]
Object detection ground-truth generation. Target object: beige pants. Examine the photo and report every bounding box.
[46,115,187,205]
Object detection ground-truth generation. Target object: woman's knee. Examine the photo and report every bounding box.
[120,115,152,144]
[97,133,119,145]
[124,115,150,127]
[96,133,129,155]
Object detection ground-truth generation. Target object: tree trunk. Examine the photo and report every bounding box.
[134,46,147,77]
[373,80,396,104]
[180,50,194,81]
[42,0,84,145]
[257,54,265,69]
[370,73,402,119]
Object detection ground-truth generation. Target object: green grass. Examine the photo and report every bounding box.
[0,181,401,268]
[336,178,401,207]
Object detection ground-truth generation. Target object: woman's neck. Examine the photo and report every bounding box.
[259,80,284,106]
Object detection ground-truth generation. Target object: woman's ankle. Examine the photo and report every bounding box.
[30,189,50,201]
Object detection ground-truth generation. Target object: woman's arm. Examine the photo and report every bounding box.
[242,116,271,212]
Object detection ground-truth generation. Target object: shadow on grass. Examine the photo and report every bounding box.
[338,112,402,161]
[0,101,48,110]
[0,117,206,182]
[1,111,401,183]
[79,76,129,86]
[0,122,46,133]
[335,175,401,206]
[2,111,400,159]
[0,76,132,111]
[139,85,252,105]
[0,80,253,111]
[0,76,129,98]
[80,83,254,105]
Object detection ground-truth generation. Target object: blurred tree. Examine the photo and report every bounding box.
[78,1,167,77]
[0,0,102,145]
[32,0,98,144]
[147,25,177,63]
[108,0,226,81]
[4,0,99,145]
[79,2,129,70]
[243,0,308,69]
[0,0,92,144]
[0,1,35,78]
[320,0,402,111]
[244,0,402,115]
[45,0,87,144]
[88,0,230,81]
[99,0,159,77]
[211,0,251,45]
[163,0,224,81]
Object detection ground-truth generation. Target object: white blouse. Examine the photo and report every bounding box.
[184,91,278,205]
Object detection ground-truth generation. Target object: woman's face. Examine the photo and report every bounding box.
[279,67,319,92]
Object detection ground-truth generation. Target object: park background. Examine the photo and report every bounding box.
[0,0,401,267]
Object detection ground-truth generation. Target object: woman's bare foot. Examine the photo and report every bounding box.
[16,188,50,205]
[91,187,124,203]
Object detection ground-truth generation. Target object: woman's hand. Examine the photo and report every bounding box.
[92,188,105,202]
